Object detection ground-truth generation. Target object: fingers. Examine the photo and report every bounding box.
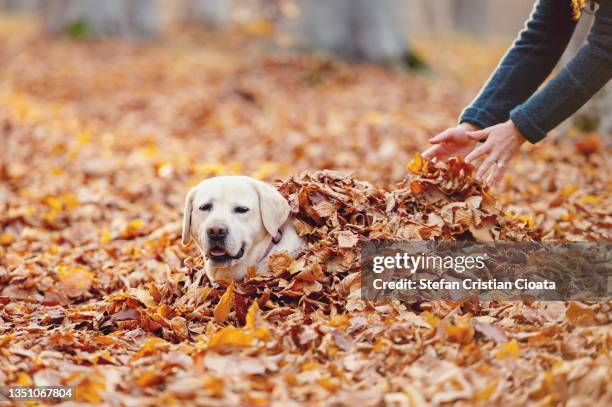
[476,153,498,181]
[486,154,511,186]
[466,129,488,141]
[465,143,489,164]
[422,145,441,159]
[429,128,456,144]
[486,161,506,186]
[422,144,451,161]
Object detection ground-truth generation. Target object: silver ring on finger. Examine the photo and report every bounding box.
[495,160,506,168]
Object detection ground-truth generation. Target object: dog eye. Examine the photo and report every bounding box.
[199,203,212,211]
[234,206,249,214]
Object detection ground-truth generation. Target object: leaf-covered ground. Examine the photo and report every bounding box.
[0,21,610,406]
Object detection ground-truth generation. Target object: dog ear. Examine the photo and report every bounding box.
[182,188,196,246]
[253,179,291,237]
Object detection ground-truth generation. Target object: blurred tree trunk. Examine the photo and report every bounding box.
[453,0,488,36]
[43,0,159,39]
[296,0,411,64]
[0,0,41,14]
[185,0,233,28]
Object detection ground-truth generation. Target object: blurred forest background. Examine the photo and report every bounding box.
[1,0,609,133]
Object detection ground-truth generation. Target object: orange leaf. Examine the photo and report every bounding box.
[566,302,596,326]
[208,326,253,349]
[328,314,350,328]
[135,338,169,359]
[71,371,105,403]
[245,300,259,330]
[575,135,601,155]
[137,370,164,388]
[423,311,440,328]
[317,377,341,392]
[410,181,424,194]
[213,281,235,323]
[202,375,224,397]
[0,233,13,246]
[445,317,474,344]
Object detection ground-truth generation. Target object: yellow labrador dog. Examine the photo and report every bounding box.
[182,176,304,283]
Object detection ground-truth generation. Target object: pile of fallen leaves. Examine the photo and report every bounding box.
[0,20,610,406]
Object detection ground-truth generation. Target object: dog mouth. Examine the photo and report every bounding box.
[208,244,245,263]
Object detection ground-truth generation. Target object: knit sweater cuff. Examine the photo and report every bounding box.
[509,106,548,144]
[459,107,501,130]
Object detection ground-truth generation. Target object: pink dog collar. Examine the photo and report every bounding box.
[258,230,282,263]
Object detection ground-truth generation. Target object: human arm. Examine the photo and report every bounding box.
[510,0,612,142]
[459,0,578,130]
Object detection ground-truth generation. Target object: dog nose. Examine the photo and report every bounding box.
[207,225,228,239]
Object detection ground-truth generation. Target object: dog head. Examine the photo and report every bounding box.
[182,176,291,275]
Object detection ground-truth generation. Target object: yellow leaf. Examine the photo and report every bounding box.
[143,144,158,157]
[75,372,105,403]
[44,193,79,211]
[57,266,94,298]
[284,373,298,385]
[213,281,235,323]
[245,300,259,330]
[423,311,440,328]
[562,185,579,197]
[202,375,224,397]
[317,377,340,392]
[16,372,33,386]
[476,382,497,402]
[517,215,535,229]
[407,152,425,174]
[77,131,92,144]
[208,326,253,349]
[135,338,169,358]
[123,219,144,237]
[579,194,602,205]
[328,314,350,328]
[131,287,157,308]
[373,338,386,352]
[496,340,520,360]
[301,361,321,371]
[251,327,272,341]
[100,230,112,244]
[0,334,14,347]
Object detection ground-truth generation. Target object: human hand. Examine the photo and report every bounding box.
[464,120,526,186]
[422,122,480,162]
